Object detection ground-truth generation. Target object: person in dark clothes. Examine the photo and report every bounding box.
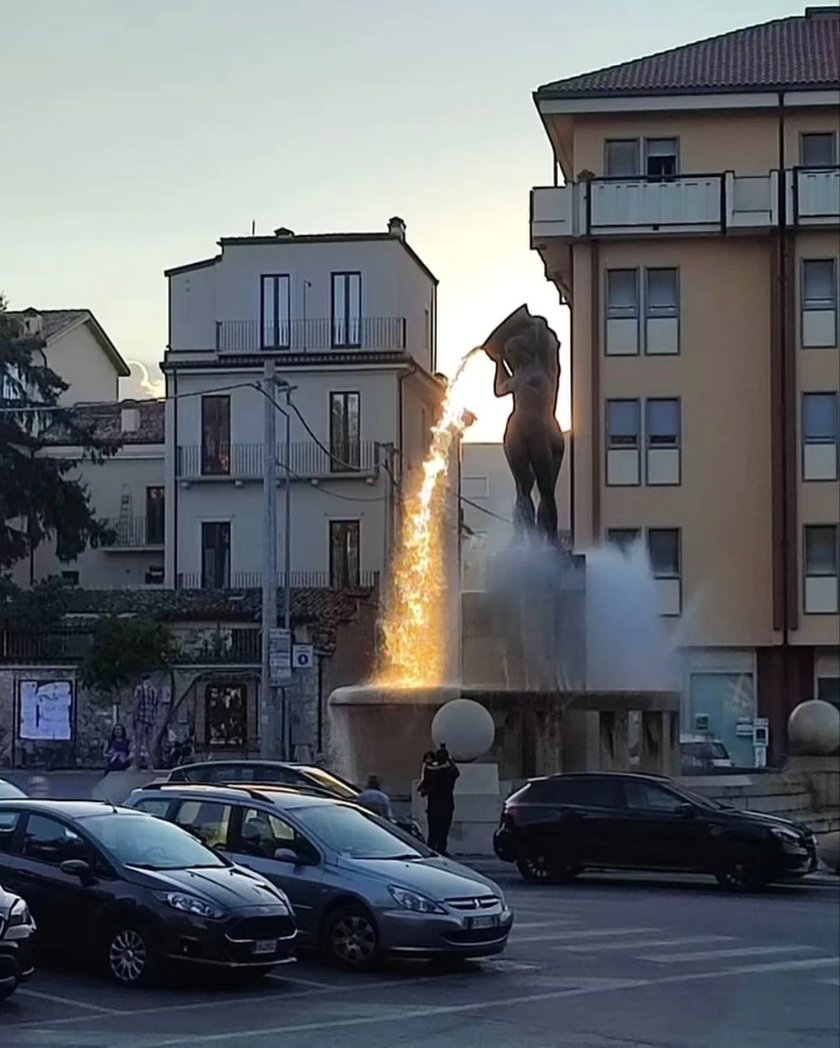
[104,724,131,773]
[419,745,460,855]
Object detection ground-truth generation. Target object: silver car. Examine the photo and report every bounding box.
[127,784,513,970]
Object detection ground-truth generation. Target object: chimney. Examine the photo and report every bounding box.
[21,309,43,337]
[273,226,295,238]
[805,6,839,17]
[387,216,406,241]
[121,405,141,433]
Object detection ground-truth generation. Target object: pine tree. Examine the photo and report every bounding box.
[0,295,118,576]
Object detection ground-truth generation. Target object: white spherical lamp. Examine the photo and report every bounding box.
[787,699,840,756]
[431,699,495,762]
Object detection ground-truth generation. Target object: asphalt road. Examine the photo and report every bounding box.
[2,868,838,1048]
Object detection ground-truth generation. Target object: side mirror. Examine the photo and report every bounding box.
[273,847,301,864]
[676,803,696,819]
[60,859,95,885]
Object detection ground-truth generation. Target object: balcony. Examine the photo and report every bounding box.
[790,167,840,226]
[176,570,378,591]
[215,317,407,354]
[0,627,261,665]
[103,515,164,551]
[176,440,379,482]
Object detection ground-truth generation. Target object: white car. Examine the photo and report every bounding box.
[680,736,734,770]
[0,779,25,800]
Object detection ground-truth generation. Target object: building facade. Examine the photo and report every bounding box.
[530,7,840,761]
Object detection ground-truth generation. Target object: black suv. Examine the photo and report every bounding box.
[493,772,818,891]
[0,882,36,1000]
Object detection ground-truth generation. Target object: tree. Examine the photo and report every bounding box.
[0,296,118,574]
[79,615,179,704]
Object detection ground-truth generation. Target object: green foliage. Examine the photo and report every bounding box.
[79,615,179,697]
[0,295,119,570]
[0,575,71,631]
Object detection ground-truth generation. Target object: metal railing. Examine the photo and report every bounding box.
[105,516,164,549]
[176,440,378,480]
[177,570,378,591]
[0,627,263,665]
[216,317,407,353]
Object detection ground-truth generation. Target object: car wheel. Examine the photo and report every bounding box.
[516,851,579,885]
[0,976,19,1001]
[323,904,380,971]
[107,928,157,987]
[715,845,767,893]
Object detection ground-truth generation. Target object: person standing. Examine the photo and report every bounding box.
[132,675,159,769]
[355,775,394,819]
[419,745,460,856]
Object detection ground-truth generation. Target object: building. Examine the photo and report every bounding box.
[163,218,442,595]
[530,6,840,761]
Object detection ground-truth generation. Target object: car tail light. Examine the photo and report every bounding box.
[503,806,522,827]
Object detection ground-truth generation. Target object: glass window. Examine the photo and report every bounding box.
[331,272,362,348]
[329,520,360,588]
[803,393,839,442]
[329,392,361,472]
[293,803,431,859]
[801,133,837,168]
[173,801,233,850]
[647,399,681,446]
[132,798,172,818]
[805,526,838,576]
[646,269,679,316]
[606,270,639,317]
[201,521,230,590]
[645,138,679,179]
[145,487,165,545]
[607,528,641,553]
[21,815,92,865]
[261,274,291,349]
[201,395,231,476]
[606,399,640,448]
[624,781,685,812]
[0,811,20,852]
[297,767,359,800]
[803,260,837,309]
[86,812,225,869]
[238,807,300,859]
[648,529,680,577]
[532,777,619,807]
[605,139,639,177]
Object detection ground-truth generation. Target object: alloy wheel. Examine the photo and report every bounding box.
[109,929,149,985]
[717,849,764,893]
[330,912,377,967]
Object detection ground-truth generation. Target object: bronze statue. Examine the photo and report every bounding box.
[483,306,565,541]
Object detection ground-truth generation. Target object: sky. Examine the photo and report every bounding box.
[1,0,803,440]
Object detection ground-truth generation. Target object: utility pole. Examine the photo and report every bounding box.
[260,358,280,757]
[282,389,292,759]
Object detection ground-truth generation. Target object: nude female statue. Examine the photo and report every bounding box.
[482,305,565,541]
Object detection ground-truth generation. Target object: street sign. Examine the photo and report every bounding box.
[268,628,292,685]
[293,644,314,670]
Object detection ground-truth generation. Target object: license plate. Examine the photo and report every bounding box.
[469,916,498,930]
[253,939,277,955]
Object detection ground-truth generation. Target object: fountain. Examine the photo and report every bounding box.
[328,307,679,845]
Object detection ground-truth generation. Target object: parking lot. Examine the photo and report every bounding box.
[3,868,838,1048]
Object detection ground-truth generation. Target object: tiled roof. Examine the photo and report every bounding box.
[41,399,165,446]
[537,9,840,99]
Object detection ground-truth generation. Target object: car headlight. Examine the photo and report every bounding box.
[388,886,446,914]
[770,827,802,844]
[7,900,31,927]
[155,892,227,920]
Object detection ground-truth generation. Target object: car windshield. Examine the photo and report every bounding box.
[293,803,431,859]
[299,768,358,800]
[84,813,226,870]
[0,779,25,800]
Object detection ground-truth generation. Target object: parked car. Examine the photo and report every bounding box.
[0,882,36,1001]
[680,735,734,771]
[493,772,818,892]
[128,784,513,970]
[159,760,425,841]
[0,800,297,987]
[0,779,26,800]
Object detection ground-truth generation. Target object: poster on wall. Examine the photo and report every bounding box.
[18,680,74,741]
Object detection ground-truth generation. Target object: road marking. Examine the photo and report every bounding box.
[554,935,734,953]
[819,977,840,986]
[640,945,817,963]
[267,973,342,989]
[510,919,577,929]
[512,926,656,943]
[17,988,122,1014]
[97,958,840,1046]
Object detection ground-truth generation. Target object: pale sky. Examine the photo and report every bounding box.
[1,0,801,439]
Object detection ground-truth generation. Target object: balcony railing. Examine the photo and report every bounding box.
[176,440,379,481]
[0,627,261,665]
[791,167,840,225]
[216,317,407,353]
[176,570,378,591]
[104,515,164,550]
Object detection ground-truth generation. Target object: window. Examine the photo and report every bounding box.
[22,815,92,865]
[644,268,680,354]
[804,525,839,614]
[293,803,429,860]
[61,570,79,586]
[329,392,361,472]
[85,812,224,869]
[260,274,291,349]
[646,398,681,485]
[0,811,19,853]
[331,272,362,348]
[174,801,233,850]
[528,777,619,807]
[623,781,685,812]
[606,399,640,486]
[605,269,639,355]
[329,520,360,588]
[205,682,247,748]
[201,395,231,475]
[132,798,172,818]
[605,139,640,177]
[802,392,839,481]
[201,521,230,589]
[647,528,682,616]
[801,132,837,168]
[146,486,164,545]
[607,528,641,553]
[645,138,679,180]
[237,808,299,859]
[802,259,838,348]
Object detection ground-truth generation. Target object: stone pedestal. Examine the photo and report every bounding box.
[412,762,500,857]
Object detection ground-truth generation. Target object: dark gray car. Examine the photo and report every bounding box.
[127,784,513,970]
